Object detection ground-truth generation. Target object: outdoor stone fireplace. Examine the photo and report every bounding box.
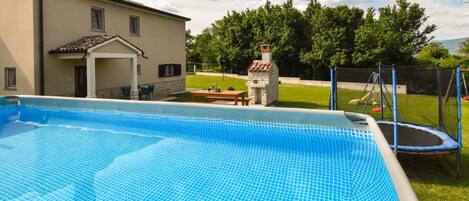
[247,45,279,106]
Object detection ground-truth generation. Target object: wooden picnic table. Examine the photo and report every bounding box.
[190,90,246,106]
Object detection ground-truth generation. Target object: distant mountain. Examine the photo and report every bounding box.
[437,37,468,55]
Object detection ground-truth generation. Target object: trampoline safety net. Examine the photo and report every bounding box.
[334,66,459,141]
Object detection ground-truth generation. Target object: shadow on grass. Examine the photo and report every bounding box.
[398,153,468,187]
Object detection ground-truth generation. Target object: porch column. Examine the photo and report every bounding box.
[130,56,139,100]
[86,54,96,98]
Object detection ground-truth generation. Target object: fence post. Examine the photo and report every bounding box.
[330,66,336,110]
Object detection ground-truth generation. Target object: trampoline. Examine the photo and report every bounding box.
[376,121,459,153]
[330,64,463,174]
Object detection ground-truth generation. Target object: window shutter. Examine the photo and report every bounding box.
[158,65,166,77]
[174,64,182,76]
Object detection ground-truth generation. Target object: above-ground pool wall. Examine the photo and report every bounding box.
[13,95,417,201]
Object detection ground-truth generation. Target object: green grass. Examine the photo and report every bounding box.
[172,75,469,200]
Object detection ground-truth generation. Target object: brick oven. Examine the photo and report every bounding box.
[247,45,279,106]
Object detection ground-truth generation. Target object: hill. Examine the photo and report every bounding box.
[438,37,468,54]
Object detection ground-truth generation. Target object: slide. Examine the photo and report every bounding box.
[349,92,372,105]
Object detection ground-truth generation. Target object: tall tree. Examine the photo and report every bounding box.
[206,0,309,75]
[301,2,363,79]
[189,0,438,78]
[353,0,436,66]
[186,30,201,66]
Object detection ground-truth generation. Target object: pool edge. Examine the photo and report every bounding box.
[358,113,418,201]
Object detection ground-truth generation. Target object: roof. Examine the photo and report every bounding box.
[48,35,144,55]
[109,0,191,21]
[248,60,273,72]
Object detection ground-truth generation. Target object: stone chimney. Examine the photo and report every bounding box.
[260,45,272,63]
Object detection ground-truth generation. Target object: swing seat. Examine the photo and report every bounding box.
[372,107,382,113]
[348,92,371,105]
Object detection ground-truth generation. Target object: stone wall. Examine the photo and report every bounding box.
[267,65,279,105]
[96,79,186,99]
[247,72,269,105]
[153,79,186,97]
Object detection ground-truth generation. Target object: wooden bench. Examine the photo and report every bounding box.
[190,90,246,106]
[205,96,251,106]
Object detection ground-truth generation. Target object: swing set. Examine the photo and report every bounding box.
[462,69,469,101]
[349,70,393,116]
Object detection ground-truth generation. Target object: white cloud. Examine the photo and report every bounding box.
[132,0,469,40]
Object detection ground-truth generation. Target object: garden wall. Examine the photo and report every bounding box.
[195,72,407,94]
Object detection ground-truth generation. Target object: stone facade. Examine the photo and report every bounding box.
[96,79,185,99]
[247,45,279,106]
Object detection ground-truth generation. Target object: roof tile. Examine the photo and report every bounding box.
[49,35,118,54]
[248,60,272,72]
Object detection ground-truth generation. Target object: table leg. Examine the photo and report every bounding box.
[242,96,245,106]
[191,94,194,102]
[234,95,238,106]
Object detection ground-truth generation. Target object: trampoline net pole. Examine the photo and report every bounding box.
[436,66,444,130]
[330,67,335,110]
[456,66,463,149]
[392,66,398,153]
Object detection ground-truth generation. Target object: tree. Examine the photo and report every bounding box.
[416,42,449,63]
[301,2,363,79]
[189,0,438,79]
[198,0,309,75]
[186,30,201,65]
[353,0,436,66]
[459,38,469,56]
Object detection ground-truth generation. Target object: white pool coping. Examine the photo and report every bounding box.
[4,95,417,200]
[348,112,418,201]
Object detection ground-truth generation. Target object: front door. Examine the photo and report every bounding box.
[75,66,87,97]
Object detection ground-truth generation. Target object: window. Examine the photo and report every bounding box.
[137,64,141,75]
[129,16,140,36]
[4,68,16,89]
[91,7,105,32]
[158,64,182,77]
[165,65,174,76]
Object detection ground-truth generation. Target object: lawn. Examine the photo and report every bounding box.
[173,75,469,200]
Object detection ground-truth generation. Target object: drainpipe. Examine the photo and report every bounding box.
[39,0,45,95]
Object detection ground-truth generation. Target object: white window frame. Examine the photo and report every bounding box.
[91,7,105,32]
[4,67,16,89]
[129,15,140,36]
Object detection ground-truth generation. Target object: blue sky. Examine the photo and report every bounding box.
[134,0,469,40]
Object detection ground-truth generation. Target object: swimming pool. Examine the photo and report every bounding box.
[0,96,415,200]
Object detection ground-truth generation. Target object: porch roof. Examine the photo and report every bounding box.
[48,35,145,57]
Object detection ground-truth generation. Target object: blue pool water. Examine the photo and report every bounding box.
[0,104,398,200]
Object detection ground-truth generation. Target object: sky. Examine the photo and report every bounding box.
[133,0,469,40]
